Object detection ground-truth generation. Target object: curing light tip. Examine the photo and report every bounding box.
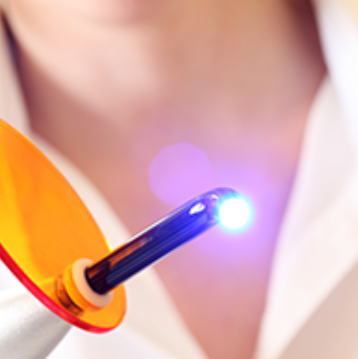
[217,196,253,231]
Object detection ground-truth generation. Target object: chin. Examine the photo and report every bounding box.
[77,0,183,24]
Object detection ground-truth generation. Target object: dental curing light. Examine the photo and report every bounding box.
[0,119,250,359]
[85,187,240,295]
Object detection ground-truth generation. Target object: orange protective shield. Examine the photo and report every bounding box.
[0,120,126,333]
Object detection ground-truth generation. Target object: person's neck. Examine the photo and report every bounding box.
[4,0,324,128]
[4,0,325,231]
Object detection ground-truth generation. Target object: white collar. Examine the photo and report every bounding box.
[255,2,358,357]
[255,77,358,359]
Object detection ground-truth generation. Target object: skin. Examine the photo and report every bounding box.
[2,0,326,358]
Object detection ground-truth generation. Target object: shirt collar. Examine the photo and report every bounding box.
[254,76,358,359]
[255,1,358,356]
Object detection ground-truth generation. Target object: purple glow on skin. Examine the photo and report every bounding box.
[149,144,273,246]
[149,143,214,206]
[149,146,283,288]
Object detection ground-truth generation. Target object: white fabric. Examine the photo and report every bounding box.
[2,1,358,358]
[255,2,358,358]
[254,78,358,359]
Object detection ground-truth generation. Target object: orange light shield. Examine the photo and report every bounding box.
[0,120,126,333]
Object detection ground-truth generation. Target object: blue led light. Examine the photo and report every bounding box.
[217,196,252,230]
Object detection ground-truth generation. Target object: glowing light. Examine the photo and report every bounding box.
[217,197,252,230]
